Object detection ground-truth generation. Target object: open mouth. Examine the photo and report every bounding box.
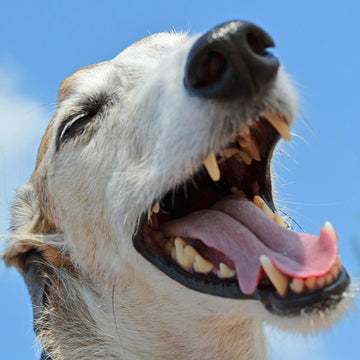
[133,113,350,316]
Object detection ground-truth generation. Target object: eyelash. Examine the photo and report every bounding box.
[56,112,93,149]
[56,94,110,150]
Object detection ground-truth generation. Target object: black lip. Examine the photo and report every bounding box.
[133,215,351,316]
[258,268,350,316]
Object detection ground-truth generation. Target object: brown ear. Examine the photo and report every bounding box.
[3,183,70,271]
[3,238,71,271]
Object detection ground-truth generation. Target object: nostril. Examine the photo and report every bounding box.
[188,50,228,88]
[246,31,270,56]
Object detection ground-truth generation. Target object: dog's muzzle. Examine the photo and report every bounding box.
[134,20,350,317]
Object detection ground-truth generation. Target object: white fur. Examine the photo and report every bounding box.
[3,30,351,360]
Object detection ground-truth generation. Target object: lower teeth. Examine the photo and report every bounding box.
[152,229,342,295]
[149,196,341,296]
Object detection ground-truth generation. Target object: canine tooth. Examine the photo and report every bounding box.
[217,263,236,278]
[290,278,304,294]
[203,152,220,181]
[324,221,338,242]
[274,213,287,228]
[152,202,160,214]
[193,255,214,274]
[260,255,289,297]
[253,196,275,220]
[264,113,291,141]
[305,277,316,291]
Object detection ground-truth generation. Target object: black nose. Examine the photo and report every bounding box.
[184,21,280,100]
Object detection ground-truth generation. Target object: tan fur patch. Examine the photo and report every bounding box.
[4,239,71,271]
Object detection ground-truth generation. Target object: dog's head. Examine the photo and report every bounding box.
[4,21,351,334]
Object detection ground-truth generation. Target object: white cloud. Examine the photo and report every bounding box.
[0,67,50,153]
[0,65,50,237]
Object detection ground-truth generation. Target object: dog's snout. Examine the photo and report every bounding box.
[184,21,280,100]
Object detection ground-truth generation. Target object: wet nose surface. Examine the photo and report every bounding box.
[184,21,280,100]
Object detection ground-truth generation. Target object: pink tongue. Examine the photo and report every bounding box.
[161,196,338,295]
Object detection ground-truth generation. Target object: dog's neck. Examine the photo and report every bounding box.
[111,316,268,360]
[35,264,268,360]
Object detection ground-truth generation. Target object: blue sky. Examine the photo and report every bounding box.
[1,1,359,359]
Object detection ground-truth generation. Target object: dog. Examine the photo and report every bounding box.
[2,20,352,359]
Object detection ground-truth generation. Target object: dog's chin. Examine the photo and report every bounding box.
[133,113,351,320]
[263,284,355,334]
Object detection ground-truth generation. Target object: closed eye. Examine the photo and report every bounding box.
[56,93,110,150]
[57,112,93,148]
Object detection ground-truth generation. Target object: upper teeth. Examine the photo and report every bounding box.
[203,152,220,182]
[263,112,292,141]
[151,202,160,214]
[151,115,344,297]
[202,113,291,181]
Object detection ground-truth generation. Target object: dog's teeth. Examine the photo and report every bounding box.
[151,202,160,214]
[253,196,275,220]
[260,255,289,297]
[238,138,250,148]
[219,147,239,159]
[171,246,177,261]
[324,221,338,242]
[174,237,187,261]
[325,273,334,285]
[245,141,261,161]
[290,278,304,294]
[240,132,252,143]
[304,277,316,291]
[274,213,287,228]
[235,151,252,165]
[316,276,325,289]
[174,237,198,268]
[263,113,291,141]
[331,264,339,280]
[217,263,236,279]
[336,255,342,270]
[184,246,199,267]
[203,152,220,182]
[193,255,214,274]
[164,238,175,256]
